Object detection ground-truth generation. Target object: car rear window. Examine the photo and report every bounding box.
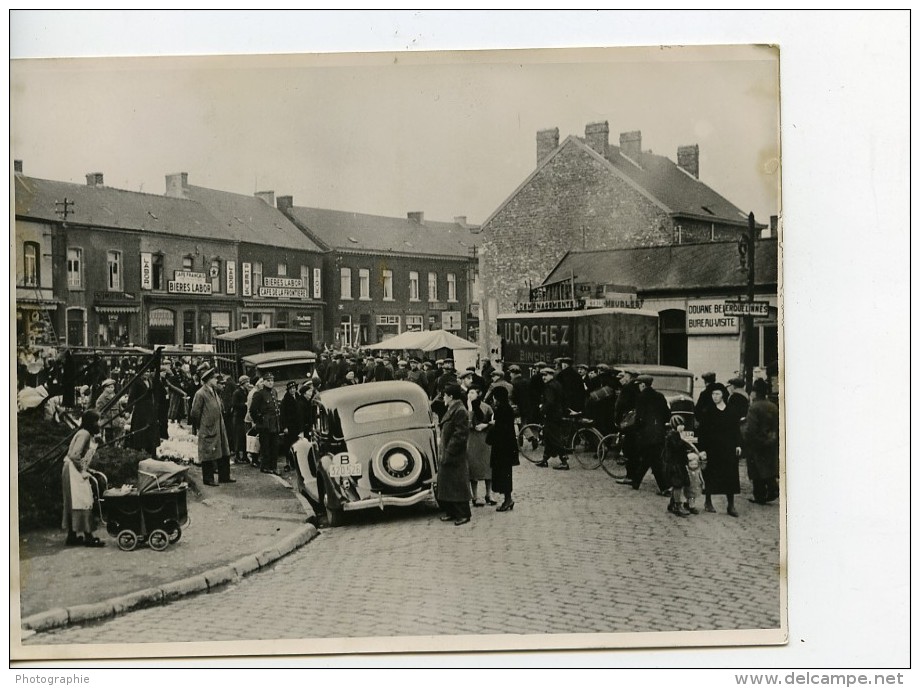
[353,401,415,424]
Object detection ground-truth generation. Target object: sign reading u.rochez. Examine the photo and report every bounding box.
[168,270,212,295]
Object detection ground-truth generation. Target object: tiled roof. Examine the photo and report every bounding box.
[185,185,324,252]
[14,175,324,252]
[543,239,778,293]
[15,175,225,239]
[285,206,481,258]
[598,142,752,224]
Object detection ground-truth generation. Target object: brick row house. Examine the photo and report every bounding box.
[14,164,478,352]
[14,166,325,349]
[478,121,778,378]
[279,201,481,347]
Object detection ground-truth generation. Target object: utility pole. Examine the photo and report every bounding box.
[744,212,757,392]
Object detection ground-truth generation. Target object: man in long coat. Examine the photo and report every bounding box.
[742,379,780,504]
[631,374,671,492]
[614,369,641,485]
[189,366,233,486]
[556,357,587,413]
[249,372,281,475]
[537,367,570,470]
[436,383,472,525]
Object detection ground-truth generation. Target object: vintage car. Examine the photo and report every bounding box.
[290,380,439,526]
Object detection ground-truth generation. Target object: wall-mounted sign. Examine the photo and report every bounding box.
[312,268,322,299]
[293,313,313,329]
[173,270,206,283]
[259,286,309,299]
[687,299,740,335]
[513,299,582,312]
[168,280,212,295]
[264,276,303,289]
[242,263,252,297]
[226,261,237,295]
[442,311,462,331]
[140,253,153,290]
[723,300,771,318]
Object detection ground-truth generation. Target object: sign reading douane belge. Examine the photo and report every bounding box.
[168,270,212,295]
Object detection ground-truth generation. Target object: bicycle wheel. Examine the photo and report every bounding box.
[599,433,629,479]
[571,428,603,470]
[517,424,544,464]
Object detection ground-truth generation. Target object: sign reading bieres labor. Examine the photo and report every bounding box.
[686,299,739,335]
[168,270,212,295]
[259,276,308,299]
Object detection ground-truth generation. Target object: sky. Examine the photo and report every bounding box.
[10,37,779,226]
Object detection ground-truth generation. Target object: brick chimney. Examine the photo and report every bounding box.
[677,144,700,179]
[453,216,468,228]
[536,128,560,165]
[85,172,104,187]
[408,211,424,224]
[277,195,293,213]
[767,215,778,238]
[165,172,189,199]
[14,160,22,174]
[255,190,275,207]
[619,131,641,162]
[585,121,609,157]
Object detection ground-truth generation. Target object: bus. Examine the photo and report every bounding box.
[213,328,317,385]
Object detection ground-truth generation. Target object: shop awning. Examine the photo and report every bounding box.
[95,306,140,314]
[148,309,175,327]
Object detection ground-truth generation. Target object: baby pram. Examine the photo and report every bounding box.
[101,458,191,551]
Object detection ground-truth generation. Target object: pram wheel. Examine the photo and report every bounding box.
[164,519,182,543]
[117,529,138,552]
[148,529,170,551]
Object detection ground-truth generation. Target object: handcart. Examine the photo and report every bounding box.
[100,458,191,552]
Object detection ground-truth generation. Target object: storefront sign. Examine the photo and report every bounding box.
[723,300,770,318]
[259,286,309,299]
[226,261,237,295]
[687,299,739,335]
[513,299,583,312]
[293,313,313,329]
[168,271,211,295]
[312,268,322,299]
[242,263,252,297]
[429,302,448,311]
[264,276,304,289]
[140,253,153,290]
[442,311,462,331]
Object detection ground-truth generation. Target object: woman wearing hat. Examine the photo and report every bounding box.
[697,382,743,516]
[465,382,496,507]
[61,410,105,547]
[488,386,519,512]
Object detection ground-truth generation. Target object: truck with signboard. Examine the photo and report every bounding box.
[497,307,660,369]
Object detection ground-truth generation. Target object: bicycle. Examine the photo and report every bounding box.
[517,413,605,469]
[597,412,698,480]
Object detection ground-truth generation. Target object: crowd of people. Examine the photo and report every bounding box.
[50,343,780,537]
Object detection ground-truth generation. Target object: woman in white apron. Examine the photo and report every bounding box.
[62,410,105,547]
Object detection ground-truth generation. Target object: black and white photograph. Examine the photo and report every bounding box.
[9,10,909,674]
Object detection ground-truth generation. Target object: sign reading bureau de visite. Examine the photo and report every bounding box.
[723,300,770,317]
[687,299,739,335]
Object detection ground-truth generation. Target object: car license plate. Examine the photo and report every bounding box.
[328,454,362,477]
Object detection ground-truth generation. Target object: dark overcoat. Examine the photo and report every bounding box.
[742,399,780,482]
[436,399,472,502]
[698,404,742,495]
[189,384,230,463]
[125,379,159,456]
[557,366,587,412]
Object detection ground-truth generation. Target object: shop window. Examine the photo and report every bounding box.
[23,242,39,287]
[66,308,86,346]
[211,311,231,337]
[67,247,83,289]
[253,262,263,290]
[107,251,122,291]
[428,272,438,301]
[406,315,424,332]
[182,311,196,345]
[376,314,400,342]
[382,269,393,301]
[447,273,457,302]
[409,271,420,301]
[340,267,352,299]
[210,258,221,293]
[251,312,272,329]
[152,254,165,290]
[276,311,289,329]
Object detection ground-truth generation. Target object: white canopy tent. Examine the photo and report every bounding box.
[365,329,479,371]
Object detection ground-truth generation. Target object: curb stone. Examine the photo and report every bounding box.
[21,523,318,634]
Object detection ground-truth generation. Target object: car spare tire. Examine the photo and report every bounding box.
[372,440,424,488]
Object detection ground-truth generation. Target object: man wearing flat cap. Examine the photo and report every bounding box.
[507,365,533,423]
[484,368,513,408]
[632,374,671,493]
[726,376,750,422]
[537,367,570,470]
[189,366,234,486]
[557,356,587,414]
[613,369,641,485]
[231,375,252,464]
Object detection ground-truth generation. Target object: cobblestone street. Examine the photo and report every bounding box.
[28,455,781,647]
